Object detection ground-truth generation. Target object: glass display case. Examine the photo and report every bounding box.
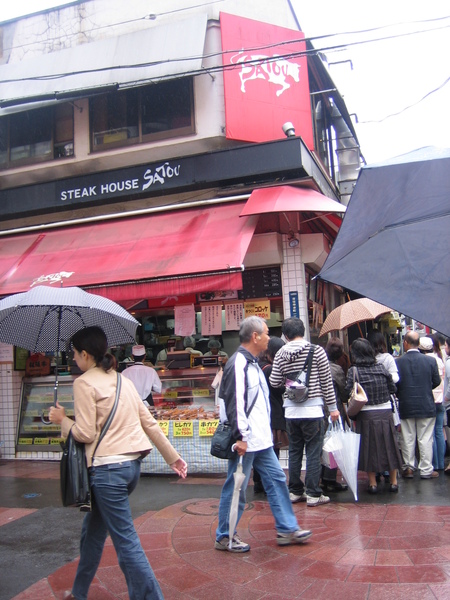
[152,367,219,420]
[16,375,77,452]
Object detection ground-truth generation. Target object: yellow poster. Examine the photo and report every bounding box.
[158,421,169,436]
[172,421,194,437]
[244,299,271,320]
[199,419,219,436]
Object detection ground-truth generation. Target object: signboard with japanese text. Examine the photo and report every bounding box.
[174,304,196,336]
[199,420,219,437]
[224,301,244,330]
[220,13,313,148]
[244,299,271,320]
[172,421,194,437]
[201,303,222,336]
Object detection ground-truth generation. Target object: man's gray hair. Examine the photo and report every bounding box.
[239,316,266,343]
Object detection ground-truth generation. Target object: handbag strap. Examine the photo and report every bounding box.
[92,372,122,459]
[353,367,359,384]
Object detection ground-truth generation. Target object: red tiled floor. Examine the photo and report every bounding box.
[10,498,450,600]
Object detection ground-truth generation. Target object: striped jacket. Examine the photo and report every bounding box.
[269,341,337,416]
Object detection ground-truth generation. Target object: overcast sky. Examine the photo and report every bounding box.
[2,0,449,164]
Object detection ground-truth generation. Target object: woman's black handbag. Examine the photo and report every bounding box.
[60,429,91,509]
[60,373,122,511]
[210,423,235,459]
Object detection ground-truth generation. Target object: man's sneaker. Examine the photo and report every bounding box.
[289,492,307,503]
[214,533,250,553]
[277,529,312,546]
[306,494,330,506]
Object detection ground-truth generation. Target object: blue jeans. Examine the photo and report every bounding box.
[287,418,325,497]
[216,447,299,541]
[72,459,163,600]
[433,403,446,470]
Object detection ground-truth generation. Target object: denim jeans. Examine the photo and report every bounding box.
[287,418,325,497]
[433,403,446,470]
[72,459,163,600]
[216,447,299,541]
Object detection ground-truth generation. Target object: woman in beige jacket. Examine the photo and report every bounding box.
[49,326,187,600]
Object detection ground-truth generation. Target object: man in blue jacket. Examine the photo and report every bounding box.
[214,316,312,553]
[396,331,441,479]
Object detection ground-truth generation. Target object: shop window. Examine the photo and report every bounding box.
[90,78,195,151]
[0,103,74,169]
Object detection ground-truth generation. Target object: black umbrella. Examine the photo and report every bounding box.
[0,285,139,414]
[319,147,450,336]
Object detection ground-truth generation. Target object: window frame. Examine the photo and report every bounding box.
[89,78,195,153]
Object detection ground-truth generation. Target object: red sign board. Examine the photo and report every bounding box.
[220,13,314,149]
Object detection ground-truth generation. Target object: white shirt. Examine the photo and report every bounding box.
[122,362,162,401]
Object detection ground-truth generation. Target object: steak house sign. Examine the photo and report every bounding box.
[59,160,182,202]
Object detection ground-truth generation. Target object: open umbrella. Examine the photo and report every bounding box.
[319,298,392,337]
[318,147,450,336]
[0,285,139,409]
[228,455,246,549]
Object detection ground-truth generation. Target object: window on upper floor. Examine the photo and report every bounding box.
[89,78,195,151]
[0,103,74,170]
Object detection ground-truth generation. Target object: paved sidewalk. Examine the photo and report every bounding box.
[2,460,450,600]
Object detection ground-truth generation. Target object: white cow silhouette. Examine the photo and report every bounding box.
[230,53,300,97]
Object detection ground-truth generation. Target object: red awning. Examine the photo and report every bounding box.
[0,202,257,302]
[240,185,347,217]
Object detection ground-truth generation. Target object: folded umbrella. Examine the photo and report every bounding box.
[228,454,246,549]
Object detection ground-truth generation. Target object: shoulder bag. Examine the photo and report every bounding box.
[346,367,368,418]
[284,345,315,403]
[210,356,258,459]
[60,372,122,511]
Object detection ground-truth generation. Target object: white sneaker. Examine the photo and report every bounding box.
[277,528,312,546]
[306,494,330,506]
[289,492,307,503]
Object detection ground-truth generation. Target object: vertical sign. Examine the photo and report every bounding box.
[201,303,222,336]
[220,13,313,148]
[224,301,244,330]
[289,291,299,318]
[174,304,196,336]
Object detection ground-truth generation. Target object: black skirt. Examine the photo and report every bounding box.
[355,408,402,472]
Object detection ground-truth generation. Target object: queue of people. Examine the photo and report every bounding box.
[49,316,448,587]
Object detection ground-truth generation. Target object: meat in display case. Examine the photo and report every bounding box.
[152,367,219,420]
[16,375,77,451]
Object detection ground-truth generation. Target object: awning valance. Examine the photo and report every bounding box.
[0,202,257,302]
[0,14,207,115]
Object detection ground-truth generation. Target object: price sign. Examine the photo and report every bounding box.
[163,391,178,399]
[199,420,219,436]
[172,421,194,437]
[158,421,169,436]
[51,438,62,445]
[33,438,48,445]
[18,438,29,445]
[192,389,210,397]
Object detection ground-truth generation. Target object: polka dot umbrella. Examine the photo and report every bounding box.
[0,285,139,412]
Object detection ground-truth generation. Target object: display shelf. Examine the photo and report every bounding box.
[16,375,77,451]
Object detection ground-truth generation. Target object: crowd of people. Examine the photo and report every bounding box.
[50,316,449,597]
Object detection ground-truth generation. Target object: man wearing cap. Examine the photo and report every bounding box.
[396,332,441,479]
[122,345,162,407]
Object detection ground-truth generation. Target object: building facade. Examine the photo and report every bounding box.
[0,0,361,462]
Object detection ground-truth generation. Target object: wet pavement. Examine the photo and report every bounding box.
[1,459,450,600]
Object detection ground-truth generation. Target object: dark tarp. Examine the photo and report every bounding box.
[318,147,450,336]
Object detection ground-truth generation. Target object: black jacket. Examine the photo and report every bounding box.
[396,350,441,419]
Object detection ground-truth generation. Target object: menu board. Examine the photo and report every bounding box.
[242,267,282,299]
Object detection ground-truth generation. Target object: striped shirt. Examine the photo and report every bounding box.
[269,341,337,418]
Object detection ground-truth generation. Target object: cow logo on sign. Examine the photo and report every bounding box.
[230,52,300,97]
